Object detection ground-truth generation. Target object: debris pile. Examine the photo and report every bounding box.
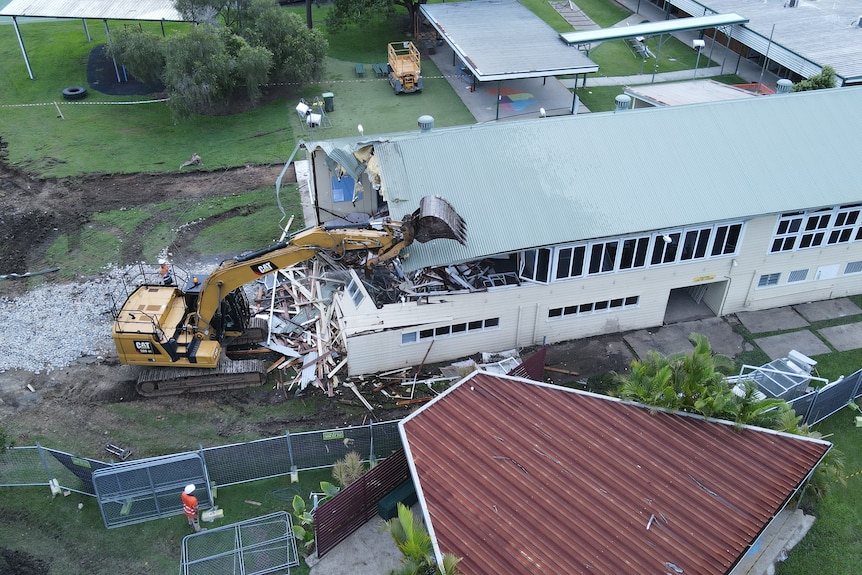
[252,255,530,410]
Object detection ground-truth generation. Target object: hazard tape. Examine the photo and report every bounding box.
[0,98,169,108]
[0,74,473,109]
[846,468,862,480]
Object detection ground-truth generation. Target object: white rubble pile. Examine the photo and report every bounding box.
[0,265,161,373]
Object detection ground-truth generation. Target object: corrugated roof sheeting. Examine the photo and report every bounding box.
[0,0,185,20]
[370,87,862,271]
[400,373,830,575]
[420,0,598,81]
[670,0,862,84]
[559,13,748,45]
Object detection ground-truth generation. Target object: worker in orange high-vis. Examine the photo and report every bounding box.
[182,484,202,532]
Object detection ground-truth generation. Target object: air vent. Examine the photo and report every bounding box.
[614,94,631,113]
[418,115,434,132]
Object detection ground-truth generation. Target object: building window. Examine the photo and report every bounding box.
[845,261,862,275]
[401,317,501,345]
[787,269,808,283]
[771,205,862,253]
[828,205,861,245]
[555,245,586,279]
[619,237,650,269]
[520,248,551,283]
[711,223,742,256]
[588,241,618,274]
[651,232,680,265]
[680,228,711,261]
[548,295,640,319]
[757,273,781,287]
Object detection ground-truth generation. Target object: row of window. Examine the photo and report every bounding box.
[401,317,500,345]
[549,296,640,320]
[771,204,862,253]
[520,222,743,283]
[757,260,862,288]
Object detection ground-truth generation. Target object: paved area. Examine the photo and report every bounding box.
[737,307,810,334]
[754,329,832,361]
[794,298,862,322]
[819,323,862,352]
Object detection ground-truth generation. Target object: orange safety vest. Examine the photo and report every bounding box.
[181,492,198,518]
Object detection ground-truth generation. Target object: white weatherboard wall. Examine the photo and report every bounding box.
[336,212,862,376]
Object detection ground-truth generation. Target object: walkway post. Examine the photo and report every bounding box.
[11,17,34,80]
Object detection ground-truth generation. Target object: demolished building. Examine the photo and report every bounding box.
[279,87,862,377]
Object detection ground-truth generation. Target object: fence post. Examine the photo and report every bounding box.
[198,445,215,507]
[286,430,298,483]
[368,421,376,468]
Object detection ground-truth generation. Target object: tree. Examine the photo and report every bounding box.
[325,0,427,33]
[106,27,165,85]
[239,0,327,84]
[616,333,788,427]
[791,65,837,92]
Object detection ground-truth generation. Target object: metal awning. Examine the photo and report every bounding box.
[1,0,187,79]
[0,0,184,21]
[421,0,598,82]
[560,13,748,44]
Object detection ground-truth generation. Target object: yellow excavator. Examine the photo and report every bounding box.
[111,197,466,397]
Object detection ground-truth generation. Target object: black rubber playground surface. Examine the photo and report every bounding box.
[86,44,164,96]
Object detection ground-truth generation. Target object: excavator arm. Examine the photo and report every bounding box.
[192,223,407,335]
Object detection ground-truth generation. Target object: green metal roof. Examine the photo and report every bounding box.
[309,87,862,272]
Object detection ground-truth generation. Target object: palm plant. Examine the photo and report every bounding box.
[614,334,845,501]
[385,503,463,575]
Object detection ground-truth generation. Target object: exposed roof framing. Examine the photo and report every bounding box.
[399,372,831,574]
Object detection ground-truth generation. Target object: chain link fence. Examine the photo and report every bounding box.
[0,420,402,502]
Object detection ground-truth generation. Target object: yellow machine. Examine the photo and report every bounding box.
[112,197,466,397]
[387,41,423,94]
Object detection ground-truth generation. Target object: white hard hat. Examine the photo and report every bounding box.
[184,484,196,494]
[158,258,167,265]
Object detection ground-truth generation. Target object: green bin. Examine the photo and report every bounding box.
[322,92,334,113]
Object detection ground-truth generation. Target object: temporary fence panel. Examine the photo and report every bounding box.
[46,447,113,495]
[289,421,402,471]
[180,512,299,575]
[315,449,409,558]
[204,436,292,488]
[0,445,108,496]
[93,452,211,529]
[803,369,862,426]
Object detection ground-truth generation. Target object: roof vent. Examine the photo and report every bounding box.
[614,94,631,113]
[418,115,434,132]
[776,78,793,94]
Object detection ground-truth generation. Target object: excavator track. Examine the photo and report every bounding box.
[136,358,267,397]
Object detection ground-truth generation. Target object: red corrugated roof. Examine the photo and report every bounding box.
[400,372,830,575]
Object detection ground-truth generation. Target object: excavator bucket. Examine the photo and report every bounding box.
[410,196,467,245]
